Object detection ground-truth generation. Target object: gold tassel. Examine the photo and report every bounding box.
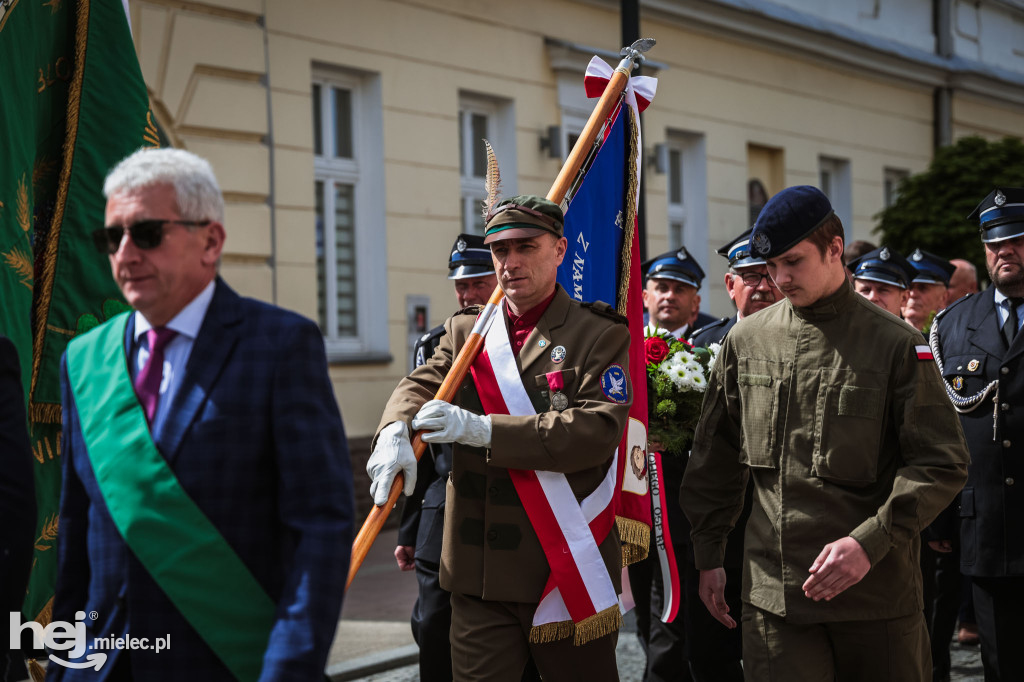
[28,658,46,682]
[616,516,650,566]
[527,605,623,646]
[528,619,575,644]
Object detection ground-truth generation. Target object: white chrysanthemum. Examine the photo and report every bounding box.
[706,343,722,374]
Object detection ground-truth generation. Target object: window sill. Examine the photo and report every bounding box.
[326,350,393,366]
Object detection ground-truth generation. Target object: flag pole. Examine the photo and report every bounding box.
[347,38,656,590]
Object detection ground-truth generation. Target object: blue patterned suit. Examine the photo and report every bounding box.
[50,279,353,681]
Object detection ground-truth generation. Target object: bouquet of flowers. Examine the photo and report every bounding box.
[643,327,720,455]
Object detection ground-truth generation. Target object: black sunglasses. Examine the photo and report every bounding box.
[92,220,209,254]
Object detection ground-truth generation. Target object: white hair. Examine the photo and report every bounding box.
[103,148,224,223]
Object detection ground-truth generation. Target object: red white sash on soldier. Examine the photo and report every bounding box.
[469,307,621,645]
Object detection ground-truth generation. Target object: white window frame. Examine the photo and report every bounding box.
[459,92,516,235]
[819,156,852,230]
[665,131,708,264]
[883,167,909,208]
[313,66,388,361]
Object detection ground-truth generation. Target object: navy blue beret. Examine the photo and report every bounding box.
[968,187,1024,244]
[750,185,835,259]
[716,227,766,268]
[448,233,494,280]
[848,247,916,290]
[642,247,705,288]
[907,248,955,286]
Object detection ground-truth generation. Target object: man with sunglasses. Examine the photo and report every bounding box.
[50,148,354,681]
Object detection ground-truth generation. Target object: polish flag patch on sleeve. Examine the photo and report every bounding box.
[916,345,934,360]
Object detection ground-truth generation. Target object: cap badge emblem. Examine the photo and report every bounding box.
[968,359,979,372]
[995,190,1007,207]
[550,345,566,364]
[880,247,890,261]
[676,247,689,261]
[912,249,923,261]
[751,231,771,256]
[456,238,467,253]
[952,376,963,391]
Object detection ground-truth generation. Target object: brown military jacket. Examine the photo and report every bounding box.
[681,281,969,623]
[376,285,631,603]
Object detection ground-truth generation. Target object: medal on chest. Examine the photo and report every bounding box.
[546,370,569,411]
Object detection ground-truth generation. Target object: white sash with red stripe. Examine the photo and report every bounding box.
[469,310,621,643]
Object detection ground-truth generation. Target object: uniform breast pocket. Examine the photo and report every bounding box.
[737,364,784,469]
[812,369,886,486]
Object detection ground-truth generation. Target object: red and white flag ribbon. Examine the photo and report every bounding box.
[469,312,620,634]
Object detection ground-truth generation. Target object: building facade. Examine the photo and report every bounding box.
[129,0,1024,476]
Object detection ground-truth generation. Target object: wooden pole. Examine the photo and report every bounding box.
[347,41,654,590]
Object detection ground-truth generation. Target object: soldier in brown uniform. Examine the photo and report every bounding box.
[681,185,970,682]
[367,195,631,682]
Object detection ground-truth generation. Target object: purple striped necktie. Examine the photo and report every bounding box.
[134,327,178,423]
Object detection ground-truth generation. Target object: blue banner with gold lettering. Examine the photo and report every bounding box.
[557,113,626,305]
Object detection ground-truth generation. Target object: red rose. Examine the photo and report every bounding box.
[645,336,670,364]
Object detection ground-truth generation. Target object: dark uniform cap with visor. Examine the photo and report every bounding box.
[483,195,564,245]
[642,247,706,289]
[447,233,494,280]
[750,185,835,260]
[716,227,767,268]
[847,247,916,290]
[908,248,955,286]
[968,187,1024,244]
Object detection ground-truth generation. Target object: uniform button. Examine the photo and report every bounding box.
[1002,403,1010,412]
[1003,440,1012,448]
[1006,478,1015,486]
[1001,366,1010,375]
[487,530,498,541]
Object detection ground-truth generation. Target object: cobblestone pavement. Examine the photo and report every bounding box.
[340,619,983,681]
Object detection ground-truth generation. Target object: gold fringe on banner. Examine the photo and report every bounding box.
[528,604,623,646]
[616,516,650,566]
[29,402,62,424]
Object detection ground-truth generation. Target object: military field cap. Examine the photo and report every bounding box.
[908,248,955,286]
[968,187,1024,244]
[750,185,835,259]
[448,233,494,280]
[642,247,705,288]
[716,227,766,268]
[483,195,564,244]
[847,246,916,290]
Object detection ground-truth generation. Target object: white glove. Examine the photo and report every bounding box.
[367,421,417,506]
[412,399,492,448]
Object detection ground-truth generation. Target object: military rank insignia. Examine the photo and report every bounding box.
[600,364,629,404]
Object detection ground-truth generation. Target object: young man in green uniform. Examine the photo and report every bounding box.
[681,185,970,682]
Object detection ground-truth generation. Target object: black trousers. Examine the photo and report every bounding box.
[972,576,1024,681]
[928,548,963,680]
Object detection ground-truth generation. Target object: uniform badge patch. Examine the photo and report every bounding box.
[953,376,964,391]
[550,345,566,364]
[600,364,629,404]
[967,359,980,372]
[915,345,933,361]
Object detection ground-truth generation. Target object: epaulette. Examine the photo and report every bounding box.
[454,304,484,316]
[690,316,729,339]
[582,300,627,324]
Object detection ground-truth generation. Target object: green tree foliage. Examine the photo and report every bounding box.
[875,136,1024,279]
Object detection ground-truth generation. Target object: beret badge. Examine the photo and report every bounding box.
[752,230,771,257]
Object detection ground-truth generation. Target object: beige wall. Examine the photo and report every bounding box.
[130,0,1024,441]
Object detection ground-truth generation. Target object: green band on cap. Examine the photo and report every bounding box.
[483,222,553,236]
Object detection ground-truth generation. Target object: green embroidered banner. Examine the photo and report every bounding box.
[67,314,275,682]
[0,0,159,624]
